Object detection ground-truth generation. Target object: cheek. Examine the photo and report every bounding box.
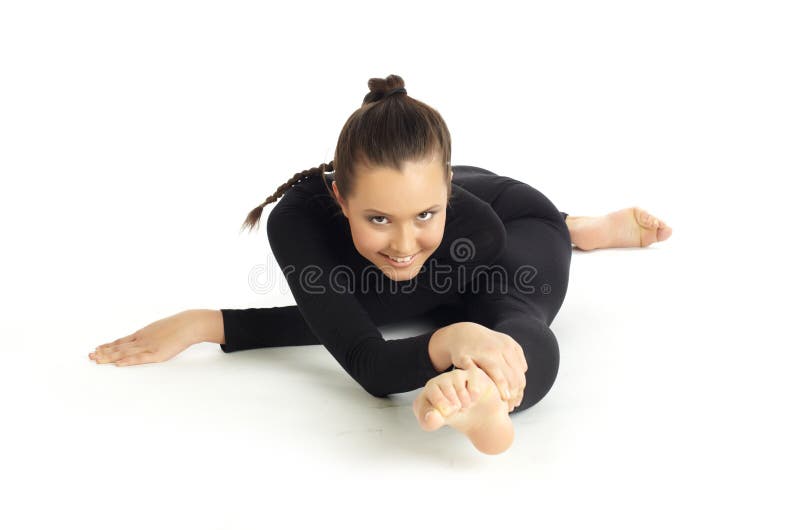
[422,220,447,250]
[350,225,383,252]
[418,230,442,251]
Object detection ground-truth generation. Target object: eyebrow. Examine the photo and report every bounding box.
[363,205,442,216]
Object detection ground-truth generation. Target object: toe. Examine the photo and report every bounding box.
[635,208,664,229]
[422,408,445,431]
[634,207,652,227]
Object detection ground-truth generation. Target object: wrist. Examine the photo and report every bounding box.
[428,324,457,372]
[182,309,225,344]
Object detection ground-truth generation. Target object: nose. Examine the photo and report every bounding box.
[390,223,419,255]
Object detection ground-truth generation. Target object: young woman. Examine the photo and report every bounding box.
[89,75,672,455]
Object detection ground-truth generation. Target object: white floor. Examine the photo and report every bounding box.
[3,215,796,528]
[2,1,798,528]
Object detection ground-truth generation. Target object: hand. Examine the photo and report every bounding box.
[445,322,528,412]
[89,310,201,367]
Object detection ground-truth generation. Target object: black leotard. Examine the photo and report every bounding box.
[220,165,572,413]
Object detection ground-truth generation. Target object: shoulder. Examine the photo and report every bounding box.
[264,173,350,261]
[272,172,336,206]
[267,173,343,225]
[437,181,507,266]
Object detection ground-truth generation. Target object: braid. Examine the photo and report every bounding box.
[239,160,335,233]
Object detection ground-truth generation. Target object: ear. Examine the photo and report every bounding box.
[332,180,349,218]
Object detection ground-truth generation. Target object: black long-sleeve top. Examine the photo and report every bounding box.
[220,165,555,397]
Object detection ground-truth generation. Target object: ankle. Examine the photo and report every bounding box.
[566,216,599,250]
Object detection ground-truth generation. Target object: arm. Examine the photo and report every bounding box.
[217,306,322,352]
[184,305,321,352]
[215,172,513,354]
[262,189,448,398]
[428,325,458,372]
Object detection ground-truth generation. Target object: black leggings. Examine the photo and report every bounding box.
[389,168,572,415]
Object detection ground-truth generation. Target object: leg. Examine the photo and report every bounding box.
[462,214,571,413]
[461,181,572,410]
[411,179,571,454]
[413,209,572,450]
[491,314,561,413]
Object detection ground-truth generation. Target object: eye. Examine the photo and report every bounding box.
[368,211,436,225]
[369,215,388,225]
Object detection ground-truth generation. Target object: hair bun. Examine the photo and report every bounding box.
[363,74,406,105]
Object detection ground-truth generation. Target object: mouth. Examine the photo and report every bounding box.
[380,252,420,268]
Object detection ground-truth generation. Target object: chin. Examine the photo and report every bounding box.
[383,268,420,281]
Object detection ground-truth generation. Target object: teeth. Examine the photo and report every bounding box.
[387,254,413,262]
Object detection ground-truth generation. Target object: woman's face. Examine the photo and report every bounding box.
[333,157,452,282]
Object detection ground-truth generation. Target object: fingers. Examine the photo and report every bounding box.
[91,343,141,362]
[499,338,528,401]
[508,385,525,412]
[463,356,510,401]
[96,334,137,351]
[464,364,522,412]
[90,343,153,365]
[487,358,525,409]
[465,344,524,403]
[484,361,513,402]
[91,336,137,360]
[464,366,485,402]
[114,353,152,367]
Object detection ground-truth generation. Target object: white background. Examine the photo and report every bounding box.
[1,0,798,528]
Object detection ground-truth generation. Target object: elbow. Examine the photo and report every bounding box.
[341,337,392,398]
[357,374,390,399]
[364,385,389,399]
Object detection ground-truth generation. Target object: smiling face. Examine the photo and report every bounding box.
[332,156,453,282]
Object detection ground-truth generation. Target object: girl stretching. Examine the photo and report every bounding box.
[89,75,672,455]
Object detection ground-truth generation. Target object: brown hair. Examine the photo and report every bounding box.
[239,74,453,233]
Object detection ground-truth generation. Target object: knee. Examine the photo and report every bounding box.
[508,319,560,414]
[515,183,571,248]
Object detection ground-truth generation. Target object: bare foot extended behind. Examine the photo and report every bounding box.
[412,365,514,455]
[568,207,673,250]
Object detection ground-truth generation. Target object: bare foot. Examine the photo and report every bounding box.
[412,365,514,455]
[567,207,673,250]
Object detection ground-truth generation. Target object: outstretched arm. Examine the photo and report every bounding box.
[218,306,321,352]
